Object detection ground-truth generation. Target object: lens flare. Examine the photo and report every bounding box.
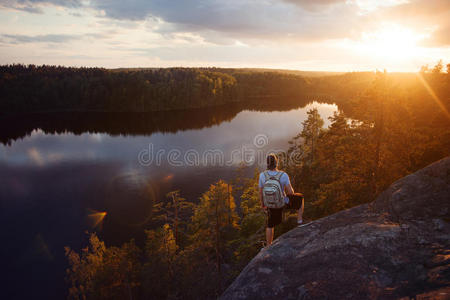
[416,73,450,120]
[163,174,174,182]
[107,171,159,227]
[87,209,107,228]
[130,179,158,227]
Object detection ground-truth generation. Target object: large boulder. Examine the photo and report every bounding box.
[221,157,450,299]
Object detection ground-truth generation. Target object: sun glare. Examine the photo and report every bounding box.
[352,24,426,64]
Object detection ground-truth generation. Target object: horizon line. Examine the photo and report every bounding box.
[1,63,426,74]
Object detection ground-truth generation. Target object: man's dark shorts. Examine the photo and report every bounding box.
[267,193,303,228]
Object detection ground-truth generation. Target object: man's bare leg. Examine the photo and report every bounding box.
[266,227,274,246]
[298,198,304,223]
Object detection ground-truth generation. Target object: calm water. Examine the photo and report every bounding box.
[0,101,337,299]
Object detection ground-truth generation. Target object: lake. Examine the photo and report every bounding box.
[0,100,337,299]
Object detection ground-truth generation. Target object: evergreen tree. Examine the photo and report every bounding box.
[190,180,239,295]
[153,190,193,248]
[65,233,141,300]
[142,225,178,299]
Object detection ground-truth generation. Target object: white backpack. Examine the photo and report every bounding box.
[262,171,285,208]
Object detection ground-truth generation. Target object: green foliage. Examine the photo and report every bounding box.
[65,182,247,299]
[191,180,239,231]
[0,65,314,113]
[141,225,178,299]
[233,176,266,269]
[286,62,450,220]
[239,178,260,218]
[288,107,325,168]
[153,190,193,248]
[65,233,141,300]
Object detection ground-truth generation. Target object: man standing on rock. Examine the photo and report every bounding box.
[259,153,307,246]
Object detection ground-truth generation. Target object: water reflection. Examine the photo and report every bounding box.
[0,100,337,299]
[0,99,327,146]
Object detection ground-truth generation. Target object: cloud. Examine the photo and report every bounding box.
[1,33,80,44]
[420,24,450,47]
[282,0,345,11]
[0,0,82,13]
[89,0,364,44]
[373,0,450,46]
[0,0,449,48]
[0,32,115,45]
[91,0,155,21]
[27,147,44,166]
[381,0,449,16]
[86,0,450,48]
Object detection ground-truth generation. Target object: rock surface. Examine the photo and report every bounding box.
[221,157,450,299]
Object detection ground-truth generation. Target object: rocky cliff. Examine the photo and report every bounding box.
[221,157,450,299]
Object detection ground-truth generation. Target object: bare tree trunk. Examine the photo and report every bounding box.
[372,77,386,199]
[126,276,133,300]
[311,125,315,165]
[173,194,179,246]
[215,193,222,294]
[163,231,173,298]
[227,183,231,225]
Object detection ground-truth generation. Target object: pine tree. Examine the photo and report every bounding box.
[162,190,193,247]
[190,180,239,294]
[143,225,178,299]
[298,108,325,165]
[65,233,141,300]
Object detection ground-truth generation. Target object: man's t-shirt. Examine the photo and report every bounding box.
[259,170,291,204]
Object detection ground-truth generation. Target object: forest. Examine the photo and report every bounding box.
[62,62,449,299]
[0,65,321,113]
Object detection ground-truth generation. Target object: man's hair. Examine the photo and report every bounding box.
[267,153,278,170]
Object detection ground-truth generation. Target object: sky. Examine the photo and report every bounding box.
[0,0,449,71]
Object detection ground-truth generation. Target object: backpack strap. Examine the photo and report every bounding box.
[265,170,284,182]
[263,170,270,181]
[274,171,284,181]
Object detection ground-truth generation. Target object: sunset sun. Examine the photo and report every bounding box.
[356,25,425,61]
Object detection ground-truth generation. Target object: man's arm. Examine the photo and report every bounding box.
[259,187,266,209]
[283,172,294,195]
[258,173,266,209]
[285,183,294,195]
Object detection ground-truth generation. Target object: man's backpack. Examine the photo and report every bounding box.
[262,171,285,208]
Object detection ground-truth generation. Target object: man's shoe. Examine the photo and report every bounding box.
[298,220,312,227]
